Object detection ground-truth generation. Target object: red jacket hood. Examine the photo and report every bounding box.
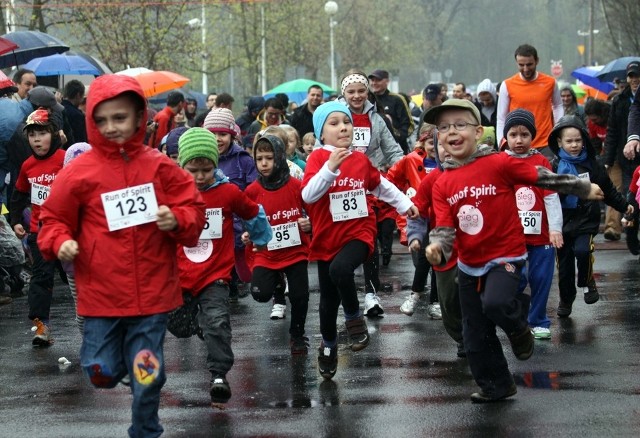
[85,74,148,158]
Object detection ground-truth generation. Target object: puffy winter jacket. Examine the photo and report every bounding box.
[38,74,206,317]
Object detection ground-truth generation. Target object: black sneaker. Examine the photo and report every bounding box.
[508,327,534,360]
[210,376,232,403]
[456,342,466,358]
[317,343,338,380]
[345,316,370,352]
[557,300,572,317]
[584,280,599,304]
[626,228,640,255]
[382,254,391,266]
[290,336,309,355]
[470,383,517,403]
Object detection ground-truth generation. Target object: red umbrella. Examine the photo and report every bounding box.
[0,70,16,89]
[0,36,18,56]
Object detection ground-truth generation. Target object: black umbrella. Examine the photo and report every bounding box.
[596,56,640,82]
[0,30,69,69]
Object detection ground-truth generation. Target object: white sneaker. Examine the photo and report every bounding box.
[531,326,551,340]
[399,292,421,316]
[270,303,286,320]
[364,292,384,317]
[427,303,442,320]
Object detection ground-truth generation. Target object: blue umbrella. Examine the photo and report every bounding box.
[596,56,640,82]
[23,53,101,76]
[570,66,615,94]
[0,30,69,68]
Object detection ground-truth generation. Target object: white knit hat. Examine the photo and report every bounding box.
[203,108,240,137]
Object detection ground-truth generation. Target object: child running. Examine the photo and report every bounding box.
[37,74,206,437]
[423,99,603,403]
[175,127,271,405]
[503,109,563,339]
[301,101,418,379]
[243,134,311,354]
[548,115,632,317]
[10,108,65,346]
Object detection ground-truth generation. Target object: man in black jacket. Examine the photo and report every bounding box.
[61,80,87,143]
[289,84,323,139]
[368,69,413,154]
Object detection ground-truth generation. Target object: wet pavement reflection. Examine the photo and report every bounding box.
[1,236,640,437]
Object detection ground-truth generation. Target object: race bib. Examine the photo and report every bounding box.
[578,172,590,181]
[30,183,50,206]
[267,221,301,251]
[329,189,368,222]
[200,208,222,239]
[518,210,542,234]
[183,239,213,263]
[101,183,159,231]
[352,127,371,152]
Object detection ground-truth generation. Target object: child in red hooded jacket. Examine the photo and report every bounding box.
[38,74,206,437]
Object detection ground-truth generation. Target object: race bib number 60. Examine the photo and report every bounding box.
[30,182,50,206]
[101,183,159,231]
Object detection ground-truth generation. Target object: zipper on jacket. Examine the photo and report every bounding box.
[120,147,130,162]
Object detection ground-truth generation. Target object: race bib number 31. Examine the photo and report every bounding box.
[329,189,368,222]
[31,183,50,206]
[101,183,159,231]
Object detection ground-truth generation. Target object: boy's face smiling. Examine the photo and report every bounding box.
[93,95,143,144]
[27,128,52,157]
[506,125,532,155]
[184,159,215,189]
[435,109,482,162]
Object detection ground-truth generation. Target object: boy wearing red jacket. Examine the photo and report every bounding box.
[176,128,272,405]
[38,75,206,437]
[424,99,603,403]
[10,108,65,346]
[243,134,311,354]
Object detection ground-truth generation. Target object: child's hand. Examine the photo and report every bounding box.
[241,231,251,245]
[404,205,419,219]
[298,217,311,233]
[549,231,563,249]
[58,240,79,261]
[327,148,350,172]
[626,204,635,215]
[156,205,177,231]
[425,243,442,265]
[408,239,421,252]
[587,183,604,200]
[13,224,26,239]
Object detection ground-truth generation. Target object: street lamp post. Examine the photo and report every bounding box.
[188,1,208,94]
[324,1,338,91]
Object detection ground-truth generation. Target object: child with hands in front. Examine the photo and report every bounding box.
[301,102,418,380]
[422,99,603,404]
[38,74,206,438]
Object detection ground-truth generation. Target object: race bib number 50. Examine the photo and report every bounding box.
[101,183,159,231]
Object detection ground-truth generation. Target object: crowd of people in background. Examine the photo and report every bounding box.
[1,42,640,434]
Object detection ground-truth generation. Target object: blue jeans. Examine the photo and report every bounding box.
[519,244,555,329]
[81,314,168,438]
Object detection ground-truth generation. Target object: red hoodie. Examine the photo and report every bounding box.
[38,74,206,317]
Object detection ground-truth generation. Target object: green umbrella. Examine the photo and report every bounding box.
[264,79,336,105]
[570,84,587,98]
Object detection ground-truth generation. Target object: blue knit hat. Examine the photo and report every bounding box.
[504,108,537,140]
[312,101,352,143]
[166,126,189,157]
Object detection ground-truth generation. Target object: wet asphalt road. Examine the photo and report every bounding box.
[1,235,640,437]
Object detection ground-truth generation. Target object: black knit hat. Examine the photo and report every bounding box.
[503,108,536,140]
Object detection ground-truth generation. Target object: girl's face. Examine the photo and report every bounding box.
[286,133,297,156]
[506,125,532,155]
[215,132,233,155]
[558,127,584,156]
[344,82,368,114]
[255,149,275,177]
[27,129,52,157]
[321,112,353,149]
[302,138,315,155]
[422,135,435,159]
